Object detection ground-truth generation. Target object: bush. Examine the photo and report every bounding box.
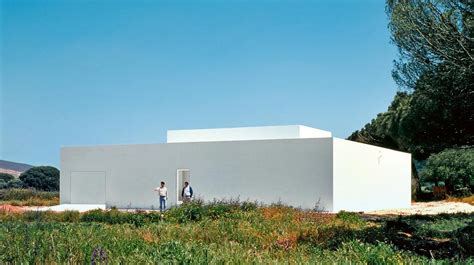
[240,201,258,211]
[166,201,206,223]
[19,166,59,191]
[207,203,234,219]
[6,179,25,189]
[420,148,474,195]
[0,180,7,189]
[336,211,364,225]
[0,173,15,183]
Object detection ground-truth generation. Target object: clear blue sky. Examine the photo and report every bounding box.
[1,0,398,167]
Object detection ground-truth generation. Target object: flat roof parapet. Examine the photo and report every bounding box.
[167,125,332,143]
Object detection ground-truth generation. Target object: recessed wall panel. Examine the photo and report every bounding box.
[70,171,106,204]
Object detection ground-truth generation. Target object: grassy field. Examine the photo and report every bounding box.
[0,189,59,206]
[0,199,472,264]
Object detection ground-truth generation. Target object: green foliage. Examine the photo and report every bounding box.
[0,208,472,263]
[330,240,416,264]
[0,174,19,189]
[0,180,7,189]
[240,201,258,211]
[336,211,364,225]
[351,0,473,158]
[420,148,474,194]
[0,189,59,206]
[80,209,161,227]
[385,0,474,158]
[165,199,254,223]
[387,0,473,90]
[0,188,58,201]
[348,92,410,152]
[6,179,25,189]
[0,173,14,183]
[166,201,207,223]
[456,220,474,255]
[19,166,59,191]
[350,1,473,198]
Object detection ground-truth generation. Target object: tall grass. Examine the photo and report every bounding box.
[0,189,59,206]
[0,200,472,263]
[446,194,474,205]
[0,220,435,264]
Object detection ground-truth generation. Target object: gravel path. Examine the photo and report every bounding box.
[367,201,474,215]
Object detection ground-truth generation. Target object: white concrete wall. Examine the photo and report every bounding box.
[332,138,411,212]
[167,125,331,143]
[61,138,334,210]
[299,126,332,138]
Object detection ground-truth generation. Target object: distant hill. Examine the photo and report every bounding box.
[0,160,34,177]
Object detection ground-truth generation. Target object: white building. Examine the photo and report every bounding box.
[60,125,411,212]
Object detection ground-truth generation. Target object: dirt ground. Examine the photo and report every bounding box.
[0,204,27,213]
[366,201,474,216]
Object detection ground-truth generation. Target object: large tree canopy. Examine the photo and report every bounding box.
[387,0,473,158]
[350,0,473,159]
[349,1,473,195]
[387,0,473,90]
[19,166,59,191]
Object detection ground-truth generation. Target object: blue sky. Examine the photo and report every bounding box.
[1,0,398,167]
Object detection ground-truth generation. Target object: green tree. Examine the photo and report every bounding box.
[387,0,473,90]
[19,166,60,191]
[0,173,15,183]
[385,0,473,157]
[350,1,474,196]
[420,148,474,194]
[6,179,25,189]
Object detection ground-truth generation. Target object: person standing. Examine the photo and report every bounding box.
[154,181,168,211]
[181,181,193,203]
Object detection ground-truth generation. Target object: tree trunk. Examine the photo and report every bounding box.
[411,159,420,200]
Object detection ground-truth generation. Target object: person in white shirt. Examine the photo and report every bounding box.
[181,181,193,203]
[154,181,168,211]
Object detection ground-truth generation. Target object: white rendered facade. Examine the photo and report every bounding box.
[167,125,332,143]
[60,125,411,212]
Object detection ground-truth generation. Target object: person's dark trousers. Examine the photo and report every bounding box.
[159,196,166,211]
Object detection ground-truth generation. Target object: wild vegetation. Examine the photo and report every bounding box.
[0,189,59,206]
[446,194,474,206]
[1,1,472,263]
[0,200,473,263]
[420,148,474,195]
[0,166,60,192]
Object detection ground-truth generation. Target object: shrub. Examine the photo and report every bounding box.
[420,148,474,195]
[166,201,206,223]
[6,179,25,189]
[0,180,7,189]
[206,199,240,219]
[20,166,60,191]
[336,211,363,225]
[240,201,258,212]
[0,173,15,183]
